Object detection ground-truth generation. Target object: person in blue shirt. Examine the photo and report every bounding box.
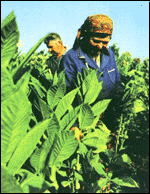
[59,14,122,100]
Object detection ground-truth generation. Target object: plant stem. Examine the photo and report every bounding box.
[115,114,123,153]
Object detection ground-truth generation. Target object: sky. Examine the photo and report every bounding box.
[1,1,149,61]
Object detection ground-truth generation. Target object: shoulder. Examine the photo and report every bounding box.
[63,48,78,58]
[108,47,115,57]
[61,48,79,63]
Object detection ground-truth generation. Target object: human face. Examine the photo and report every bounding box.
[47,40,61,55]
[88,33,111,55]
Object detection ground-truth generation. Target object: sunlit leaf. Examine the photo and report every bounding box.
[1,164,23,193]
[49,131,78,166]
[7,119,51,175]
[78,104,95,130]
[111,177,139,188]
[1,11,20,68]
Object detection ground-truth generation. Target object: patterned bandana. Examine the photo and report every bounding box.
[81,14,113,34]
[73,14,113,49]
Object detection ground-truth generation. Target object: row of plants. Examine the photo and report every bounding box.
[1,11,149,193]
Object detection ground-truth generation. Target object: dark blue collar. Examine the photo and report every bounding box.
[78,46,110,71]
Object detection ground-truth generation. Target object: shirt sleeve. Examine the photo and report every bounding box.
[59,52,78,88]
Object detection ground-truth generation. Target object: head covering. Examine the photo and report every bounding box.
[73,14,113,49]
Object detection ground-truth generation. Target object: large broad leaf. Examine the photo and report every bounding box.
[78,104,95,130]
[83,71,103,104]
[30,147,48,175]
[55,87,79,120]
[82,70,103,104]
[84,80,103,104]
[1,67,16,102]
[7,119,51,175]
[1,89,32,164]
[15,70,31,95]
[59,106,81,131]
[132,99,147,113]
[97,178,108,190]
[1,164,24,193]
[46,113,60,152]
[1,11,20,68]
[30,113,59,174]
[49,131,78,167]
[38,97,52,120]
[47,83,66,110]
[30,76,47,98]
[82,128,110,153]
[111,177,139,188]
[12,33,52,83]
[91,162,107,177]
[91,99,111,116]
[20,170,50,193]
[82,70,96,95]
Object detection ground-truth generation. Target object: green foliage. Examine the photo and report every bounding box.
[1,11,20,68]
[1,164,24,193]
[1,13,149,194]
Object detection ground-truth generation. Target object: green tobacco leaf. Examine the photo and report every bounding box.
[46,113,59,148]
[82,70,103,104]
[97,178,108,189]
[111,177,139,188]
[1,67,16,102]
[132,99,147,113]
[121,154,132,165]
[82,129,109,153]
[30,146,48,174]
[20,171,48,193]
[83,72,103,104]
[38,97,52,120]
[82,70,96,94]
[98,121,111,135]
[1,11,20,68]
[47,83,66,110]
[61,181,71,187]
[1,89,32,164]
[91,99,111,116]
[12,33,52,83]
[55,87,79,120]
[92,163,107,177]
[84,80,103,104]
[49,131,78,167]
[30,114,59,174]
[82,133,99,147]
[88,153,106,176]
[53,71,59,85]
[78,104,95,130]
[75,171,83,181]
[30,76,47,98]
[7,119,51,175]
[15,70,31,95]
[60,106,80,131]
[1,164,24,193]
[78,141,88,157]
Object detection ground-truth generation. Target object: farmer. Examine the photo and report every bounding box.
[44,33,68,76]
[59,14,122,100]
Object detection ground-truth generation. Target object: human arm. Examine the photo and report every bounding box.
[59,51,78,88]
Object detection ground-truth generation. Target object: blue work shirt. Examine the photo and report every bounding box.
[59,46,121,100]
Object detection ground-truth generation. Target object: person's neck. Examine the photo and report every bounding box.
[57,46,66,59]
[80,39,101,57]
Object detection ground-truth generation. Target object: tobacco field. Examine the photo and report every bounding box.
[1,11,149,193]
